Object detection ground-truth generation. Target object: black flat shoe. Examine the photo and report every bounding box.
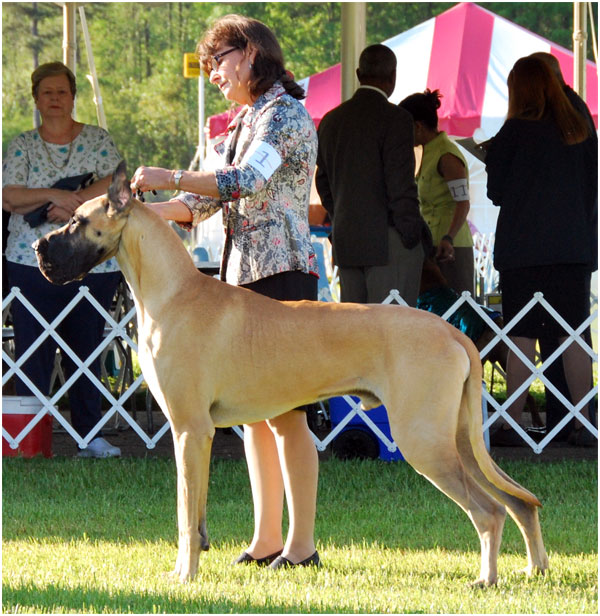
[233,549,283,566]
[269,551,321,569]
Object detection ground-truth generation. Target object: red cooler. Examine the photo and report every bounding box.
[2,396,53,458]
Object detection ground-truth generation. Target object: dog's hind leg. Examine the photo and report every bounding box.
[171,423,214,582]
[456,430,548,579]
[402,443,507,585]
[454,378,549,579]
[387,383,507,586]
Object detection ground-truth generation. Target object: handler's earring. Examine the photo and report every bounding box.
[248,61,254,69]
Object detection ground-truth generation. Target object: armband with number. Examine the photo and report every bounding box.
[446,178,469,202]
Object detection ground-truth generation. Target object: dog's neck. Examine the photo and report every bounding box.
[117,202,200,321]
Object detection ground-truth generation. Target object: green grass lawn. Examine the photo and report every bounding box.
[2,457,597,614]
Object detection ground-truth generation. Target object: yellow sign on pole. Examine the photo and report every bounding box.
[183,53,200,78]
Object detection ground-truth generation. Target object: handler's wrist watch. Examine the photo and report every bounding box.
[173,169,184,190]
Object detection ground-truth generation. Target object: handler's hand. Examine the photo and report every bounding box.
[436,238,455,263]
[131,166,172,192]
[47,204,73,223]
[47,189,84,213]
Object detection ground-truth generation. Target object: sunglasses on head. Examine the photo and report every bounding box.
[211,47,239,72]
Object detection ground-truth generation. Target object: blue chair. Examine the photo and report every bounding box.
[193,246,210,262]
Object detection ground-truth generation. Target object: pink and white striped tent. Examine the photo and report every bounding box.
[207,2,598,141]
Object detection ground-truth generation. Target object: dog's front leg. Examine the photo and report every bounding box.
[171,428,213,582]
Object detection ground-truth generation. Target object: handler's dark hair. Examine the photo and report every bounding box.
[197,14,305,101]
[398,89,442,130]
[31,61,77,99]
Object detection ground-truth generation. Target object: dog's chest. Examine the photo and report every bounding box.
[136,323,169,413]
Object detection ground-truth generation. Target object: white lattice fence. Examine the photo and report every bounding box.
[2,281,598,455]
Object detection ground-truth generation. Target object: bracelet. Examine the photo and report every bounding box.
[441,234,454,245]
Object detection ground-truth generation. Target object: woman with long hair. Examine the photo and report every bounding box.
[131,15,320,567]
[485,56,597,446]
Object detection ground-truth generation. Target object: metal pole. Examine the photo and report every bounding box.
[62,3,77,73]
[198,76,205,170]
[63,2,77,119]
[587,1,598,65]
[79,6,108,129]
[341,2,366,102]
[573,2,587,99]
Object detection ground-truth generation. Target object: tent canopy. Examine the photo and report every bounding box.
[208,2,598,141]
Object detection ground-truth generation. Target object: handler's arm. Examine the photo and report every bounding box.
[145,199,193,223]
[77,174,113,202]
[315,163,334,218]
[2,185,83,215]
[436,153,470,262]
[131,167,220,198]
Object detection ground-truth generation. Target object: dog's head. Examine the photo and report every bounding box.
[34,161,133,285]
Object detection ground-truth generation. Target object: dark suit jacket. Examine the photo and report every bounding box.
[316,87,428,268]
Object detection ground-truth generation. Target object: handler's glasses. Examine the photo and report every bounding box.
[211,47,239,72]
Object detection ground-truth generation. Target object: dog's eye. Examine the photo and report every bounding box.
[95,230,102,237]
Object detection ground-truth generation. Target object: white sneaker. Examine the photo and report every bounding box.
[77,437,121,458]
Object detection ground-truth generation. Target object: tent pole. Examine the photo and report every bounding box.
[573,2,587,99]
[198,75,205,170]
[341,2,366,102]
[63,2,77,119]
[587,1,598,64]
[62,3,77,73]
[79,6,107,130]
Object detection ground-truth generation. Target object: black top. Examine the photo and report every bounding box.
[485,117,597,272]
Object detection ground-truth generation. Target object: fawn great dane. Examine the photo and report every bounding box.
[33,162,548,584]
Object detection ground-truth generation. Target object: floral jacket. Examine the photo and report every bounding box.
[176,83,318,285]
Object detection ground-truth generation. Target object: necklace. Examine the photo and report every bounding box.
[38,126,75,170]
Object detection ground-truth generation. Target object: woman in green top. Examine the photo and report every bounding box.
[399,89,474,295]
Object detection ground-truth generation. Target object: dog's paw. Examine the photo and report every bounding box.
[521,564,547,578]
[469,577,497,588]
[167,566,196,583]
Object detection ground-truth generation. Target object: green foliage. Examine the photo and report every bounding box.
[2,457,597,613]
[481,2,598,53]
[2,2,597,165]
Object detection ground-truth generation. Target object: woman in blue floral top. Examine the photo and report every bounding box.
[131,15,320,569]
[2,62,123,458]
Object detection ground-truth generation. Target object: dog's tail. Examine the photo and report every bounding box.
[461,335,542,508]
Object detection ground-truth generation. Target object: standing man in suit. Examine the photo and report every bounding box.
[316,44,430,305]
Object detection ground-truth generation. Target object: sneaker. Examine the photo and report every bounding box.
[77,437,121,458]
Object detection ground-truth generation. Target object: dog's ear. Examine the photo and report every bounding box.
[107,160,132,217]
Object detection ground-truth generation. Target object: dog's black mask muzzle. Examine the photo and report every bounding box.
[33,233,105,286]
